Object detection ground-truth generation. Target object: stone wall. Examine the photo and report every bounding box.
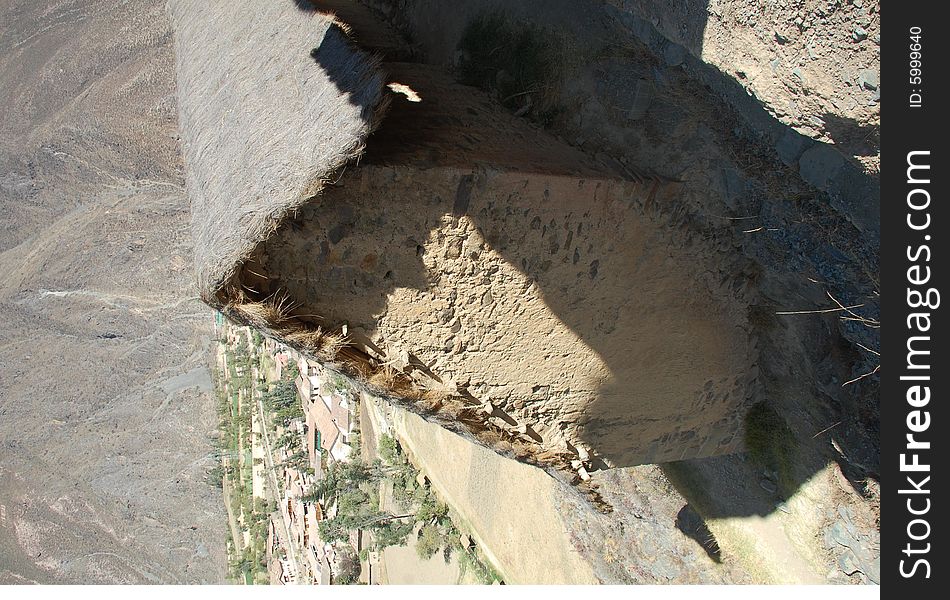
[262,154,756,465]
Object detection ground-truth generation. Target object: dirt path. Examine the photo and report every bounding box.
[712,515,823,584]
[379,526,462,585]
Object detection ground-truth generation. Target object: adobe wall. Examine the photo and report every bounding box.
[261,161,756,466]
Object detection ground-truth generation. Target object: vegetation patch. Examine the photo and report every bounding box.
[744,401,797,495]
[457,544,504,585]
[376,433,502,582]
[212,324,280,584]
[456,11,565,124]
[310,459,414,552]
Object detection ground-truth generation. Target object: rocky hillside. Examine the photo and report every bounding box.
[611,0,880,170]
[0,0,225,583]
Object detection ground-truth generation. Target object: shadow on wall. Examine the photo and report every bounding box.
[358,0,880,235]
[616,0,712,57]
[821,113,880,159]
[676,504,722,563]
[600,1,880,238]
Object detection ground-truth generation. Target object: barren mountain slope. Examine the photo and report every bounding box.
[611,0,880,158]
[0,0,226,583]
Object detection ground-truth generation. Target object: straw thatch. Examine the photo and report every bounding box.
[169,0,388,302]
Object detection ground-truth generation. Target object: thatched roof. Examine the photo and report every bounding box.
[169,0,388,301]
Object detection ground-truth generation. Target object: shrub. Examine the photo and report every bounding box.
[378,433,400,466]
[744,401,797,494]
[457,11,564,124]
[415,524,443,560]
[416,496,448,524]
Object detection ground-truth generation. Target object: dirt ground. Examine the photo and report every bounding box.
[610,0,880,164]
[0,0,226,583]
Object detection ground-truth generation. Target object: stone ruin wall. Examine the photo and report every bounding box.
[261,162,758,466]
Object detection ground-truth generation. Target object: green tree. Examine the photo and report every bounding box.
[332,546,361,585]
[416,496,449,524]
[415,524,443,560]
[377,433,401,465]
[263,370,303,425]
[313,459,414,550]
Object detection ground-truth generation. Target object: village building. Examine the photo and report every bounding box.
[258,347,358,585]
[296,357,356,469]
[266,518,296,585]
[273,350,291,380]
[276,454,332,584]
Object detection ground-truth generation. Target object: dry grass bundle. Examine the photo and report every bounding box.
[346,358,375,379]
[416,390,447,412]
[282,324,346,361]
[438,400,465,420]
[368,364,400,389]
[421,388,449,403]
[222,283,351,361]
[316,332,347,360]
[364,364,427,403]
[492,439,514,454]
[231,290,296,329]
[510,440,534,460]
[476,429,503,446]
